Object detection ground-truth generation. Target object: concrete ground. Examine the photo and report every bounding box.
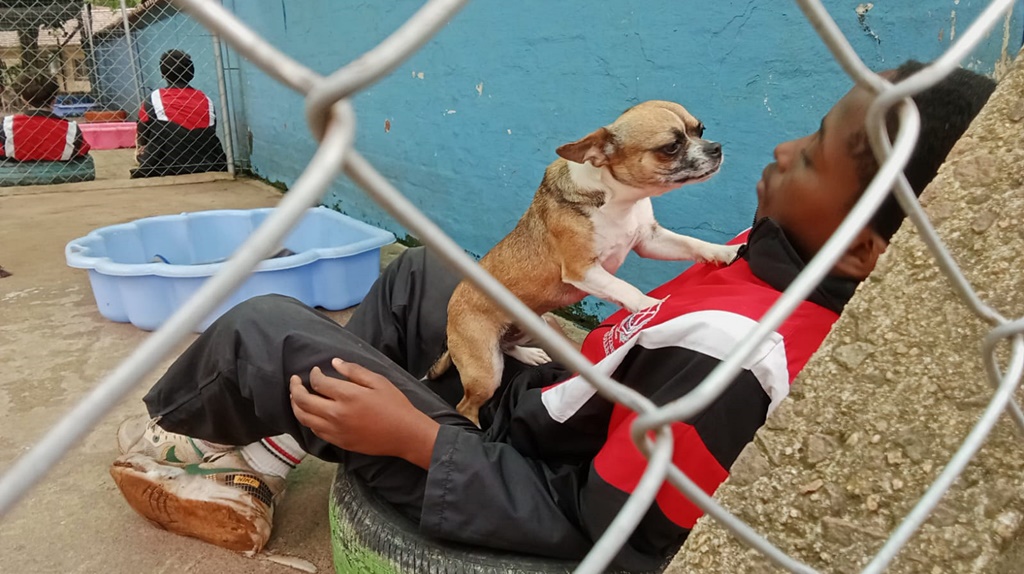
[92,148,143,182]
[0,154,350,573]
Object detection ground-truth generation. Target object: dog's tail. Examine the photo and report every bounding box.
[426,349,452,380]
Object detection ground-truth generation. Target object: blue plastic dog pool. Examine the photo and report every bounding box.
[65,207,395,331]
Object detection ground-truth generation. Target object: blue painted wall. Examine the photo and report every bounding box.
[90,33,136,111]
[120,1,1024,320]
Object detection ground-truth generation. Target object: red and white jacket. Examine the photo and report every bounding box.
[0,110,90,162]
[420,218,858,571]
[138,86,216,129]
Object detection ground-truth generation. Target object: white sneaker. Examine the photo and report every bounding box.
[116,415,208,466]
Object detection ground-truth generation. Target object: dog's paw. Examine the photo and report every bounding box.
[507,345,552,366]
[701,243,742,266]
[625,295,662,314]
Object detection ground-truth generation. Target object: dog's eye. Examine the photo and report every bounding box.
[695,123,705,138]
[660,142,681,155]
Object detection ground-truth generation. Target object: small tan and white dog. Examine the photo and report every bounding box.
[429,100,741,425]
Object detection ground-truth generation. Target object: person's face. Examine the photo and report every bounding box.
[753,85,875,262]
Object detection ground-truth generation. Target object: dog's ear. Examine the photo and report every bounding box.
[556,127,613,167]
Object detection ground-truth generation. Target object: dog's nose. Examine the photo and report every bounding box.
[704,142,722,159]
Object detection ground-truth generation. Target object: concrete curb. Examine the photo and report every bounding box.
[0,171,237,198]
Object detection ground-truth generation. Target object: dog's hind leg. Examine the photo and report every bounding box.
[452,334,504,427]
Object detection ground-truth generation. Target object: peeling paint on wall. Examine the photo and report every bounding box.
[856,3,880,44]
[475,82,484,96]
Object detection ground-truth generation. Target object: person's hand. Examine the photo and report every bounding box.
[289,358,440,469]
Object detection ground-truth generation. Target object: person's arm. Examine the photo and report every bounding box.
[289,358,594,560]
[290,359,439,468]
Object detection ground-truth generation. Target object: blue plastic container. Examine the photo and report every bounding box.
[52,94,97,118]
[65,207,395,331]
[52,102,97,118]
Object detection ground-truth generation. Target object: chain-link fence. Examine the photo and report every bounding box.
[0,0,232,186]
[0,0,1021,572]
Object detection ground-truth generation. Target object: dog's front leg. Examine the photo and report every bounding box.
[565,265,659,313]
[635,224,740,265]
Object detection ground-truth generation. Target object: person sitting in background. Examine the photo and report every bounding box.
[132,49,227,178]
[0,74,91,163]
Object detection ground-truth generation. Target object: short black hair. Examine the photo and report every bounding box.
[850,60,996,241]
[14,73,59,108]
[160,50,194,85]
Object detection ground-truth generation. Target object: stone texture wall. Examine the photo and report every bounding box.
[669,51,1024,573]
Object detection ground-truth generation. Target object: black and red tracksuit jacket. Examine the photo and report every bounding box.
[0,110,90,162]
[133,86,226,178]
[420,218,858,571]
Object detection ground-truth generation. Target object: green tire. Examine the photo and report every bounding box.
[0,156,96,187]
[329,466,593,574]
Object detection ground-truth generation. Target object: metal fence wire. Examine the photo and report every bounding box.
[0,0,233,186]
[0,0,1020,572]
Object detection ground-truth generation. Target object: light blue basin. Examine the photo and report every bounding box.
[66,207,395,331]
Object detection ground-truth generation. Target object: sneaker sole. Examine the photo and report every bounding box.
[110,454,271,555]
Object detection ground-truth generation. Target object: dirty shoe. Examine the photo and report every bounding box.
[117,415,211,466]
[110,450,285,555]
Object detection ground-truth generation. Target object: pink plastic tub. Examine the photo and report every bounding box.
[80,122,137,150]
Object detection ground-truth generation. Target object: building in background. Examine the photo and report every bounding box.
[0,3,118,113]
